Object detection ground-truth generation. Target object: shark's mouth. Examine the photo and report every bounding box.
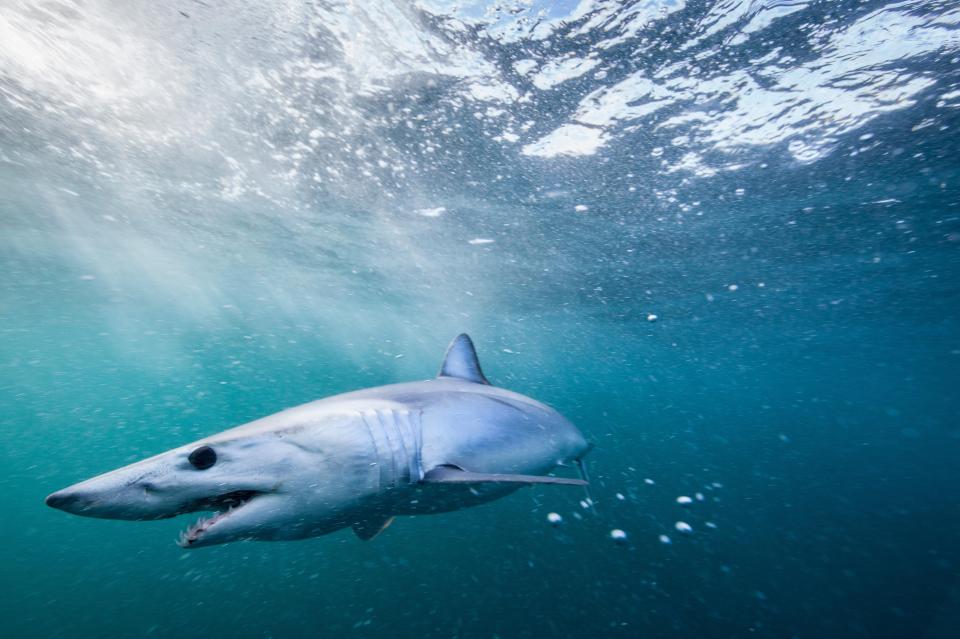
[178,490,260,548]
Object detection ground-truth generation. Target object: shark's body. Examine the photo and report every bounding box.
[46,334,590,547]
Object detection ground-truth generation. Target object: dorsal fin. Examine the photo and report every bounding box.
[438,333,490,385]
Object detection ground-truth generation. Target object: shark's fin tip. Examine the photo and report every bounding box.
[351,515,395,541]
[438,333,490,385]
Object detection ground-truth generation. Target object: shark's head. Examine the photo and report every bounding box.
[45,413,375,548]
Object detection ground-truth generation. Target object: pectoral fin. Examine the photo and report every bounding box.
[351,515,395,541]
[422,465,587,486]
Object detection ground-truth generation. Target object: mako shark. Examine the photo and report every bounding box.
[46,334,590,548]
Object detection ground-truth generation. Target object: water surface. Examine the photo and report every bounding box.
[1,1,959,637]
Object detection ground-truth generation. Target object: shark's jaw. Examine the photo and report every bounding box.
[177,490,262,548]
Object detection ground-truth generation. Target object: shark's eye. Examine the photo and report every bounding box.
[188,445,217,470]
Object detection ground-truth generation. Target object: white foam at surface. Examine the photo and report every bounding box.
[522,124,607,158]
[416,207,447,217]
[685,0,810,50]
[0,0,954,351]
[595,1,689,49]
[517,2,958,166]
[531,56,600,90]
[513,59,538,75]
[5,0,950,185]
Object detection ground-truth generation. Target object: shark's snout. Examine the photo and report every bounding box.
[44,446,291,548]
[44,482,152,520]
[45,488,94,513]
[44,468,189,521]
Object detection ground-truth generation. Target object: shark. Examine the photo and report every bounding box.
[45,334,591,548]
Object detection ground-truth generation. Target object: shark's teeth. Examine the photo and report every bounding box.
[177,492,257,547]
[179,511,221,546]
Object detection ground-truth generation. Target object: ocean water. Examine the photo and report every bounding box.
[1,1,959,637]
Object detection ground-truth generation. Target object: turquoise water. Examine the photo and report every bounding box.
[2,1,960,637]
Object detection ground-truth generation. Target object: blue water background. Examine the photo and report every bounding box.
[2,1,959,637]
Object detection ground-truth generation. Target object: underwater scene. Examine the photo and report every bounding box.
[1,1,959,637]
